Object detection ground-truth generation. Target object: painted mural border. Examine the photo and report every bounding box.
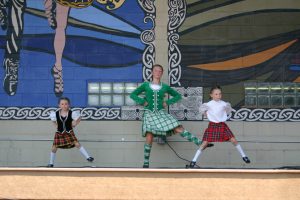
[0,107,121,120]
[228,108,300,122]
[138,0,156,82]
[1,107,300,121]
[167,0,186,86]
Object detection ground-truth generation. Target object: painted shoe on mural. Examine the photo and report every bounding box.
[3,57,19,96]
[51,65,64,97]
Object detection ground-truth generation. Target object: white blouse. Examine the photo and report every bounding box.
[199,100,232,123]
[150,83,162,90]
[50,110,81,121]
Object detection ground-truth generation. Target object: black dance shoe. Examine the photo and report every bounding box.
[87,157,94,162]
[186,161,196,169]
[242,156,251,164]
[142,164,149,168]
[47,164,54,168]
[207,143,214,148]
[202,143,214,150]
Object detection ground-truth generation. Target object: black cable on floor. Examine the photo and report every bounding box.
[165,141,201,168]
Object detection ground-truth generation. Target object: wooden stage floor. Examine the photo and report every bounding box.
[0,167,299,200]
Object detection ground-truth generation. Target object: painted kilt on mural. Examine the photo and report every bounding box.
[54,0,125,9]
[55,0,93,8]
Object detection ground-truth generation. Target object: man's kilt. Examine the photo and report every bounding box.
[56,0,93,8]
[53,130,78,149]
[202,122,235,142]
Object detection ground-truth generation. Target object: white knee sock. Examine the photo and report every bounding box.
[235,144,246,157]
[79,146,90,159]
[49,152,56,165]
[192,149,202,162]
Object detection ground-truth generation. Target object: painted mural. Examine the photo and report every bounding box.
[2,0,300,121]
[171,0,300,107]
[0,0,154,107]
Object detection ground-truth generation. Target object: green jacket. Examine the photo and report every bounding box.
[130,82,182,112]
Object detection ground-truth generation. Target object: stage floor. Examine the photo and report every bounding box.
[1,167,300,200]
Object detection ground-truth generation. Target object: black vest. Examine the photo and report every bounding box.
[56,110,73,133]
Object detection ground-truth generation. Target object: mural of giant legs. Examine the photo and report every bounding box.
[0,0,25,96]
[44,0,125,97]
[44,0,70,97]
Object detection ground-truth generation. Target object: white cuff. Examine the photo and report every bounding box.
[72,111,81,120]
[225,103,232,114]
[49,111,56,121]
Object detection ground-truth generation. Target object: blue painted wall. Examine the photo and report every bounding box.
[0,0,150,107]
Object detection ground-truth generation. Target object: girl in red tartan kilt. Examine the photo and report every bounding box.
[47,97,94,167]
[188,85,250,168]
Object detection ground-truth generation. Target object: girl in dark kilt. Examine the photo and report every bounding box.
[188,85,250,168]
[130,64,213,168]
[47,97,94,167]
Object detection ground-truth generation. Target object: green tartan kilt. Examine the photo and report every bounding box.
[142,110,181,137]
